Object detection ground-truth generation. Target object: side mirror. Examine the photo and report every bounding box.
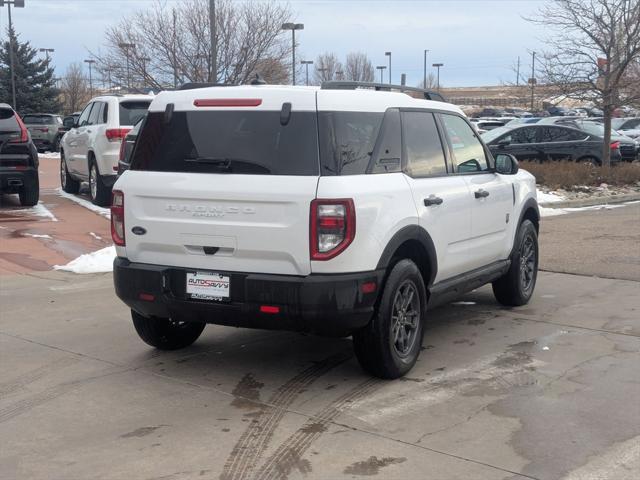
[495,153,519,175]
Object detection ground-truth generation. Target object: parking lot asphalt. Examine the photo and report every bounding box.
[0,155,639,480]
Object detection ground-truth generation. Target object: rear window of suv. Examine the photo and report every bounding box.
[119,101,151,126]
[0,108,19,131]
[131,110,319,175]
[22,115,54,124]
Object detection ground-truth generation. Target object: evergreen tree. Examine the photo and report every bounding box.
[0,27,61,113]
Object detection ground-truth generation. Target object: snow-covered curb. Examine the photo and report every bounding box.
[11,202,58,222]
[54,246,115,274]
[540,201,635,218]
[55,188,110,219]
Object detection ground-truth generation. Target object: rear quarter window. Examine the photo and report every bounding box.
[119,101,151,126]
[0,108,19,130]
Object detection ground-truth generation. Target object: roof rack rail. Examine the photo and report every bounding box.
[321,81,447,102]
[179,82,231,90]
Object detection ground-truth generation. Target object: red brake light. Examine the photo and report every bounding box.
[193,98,262,107]
[310,199,355,261]
[111,190,125,246]
[610,141,620,150]
[106,128,131,142]
[260,305,280,314]
[39,127,49,133]
[9,113,28,143]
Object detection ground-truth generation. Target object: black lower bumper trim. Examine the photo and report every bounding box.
[113,258,384,337]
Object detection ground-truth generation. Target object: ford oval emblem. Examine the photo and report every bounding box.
[131,226,147,235]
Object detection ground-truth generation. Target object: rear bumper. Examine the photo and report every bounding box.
[113,258,384,337]
[0,167,38,192]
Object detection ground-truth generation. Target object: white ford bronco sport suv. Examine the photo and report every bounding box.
[60,94,152,206]
[112,82,539,379]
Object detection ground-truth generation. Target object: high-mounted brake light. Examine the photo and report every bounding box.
[310,199,355,261]
[111,190,126,246]
[9,114,28,143]
[193,98,262,107]
[106,128,131,142]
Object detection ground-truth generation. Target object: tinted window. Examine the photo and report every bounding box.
[539,127,587,142]
[131,110,319,175]
[0,108,19,131]
[505,127,538,144]
[78,104,93,127]
[439,114,489,172]
[623,119,640,129]
[23,114,54,124]
[402,111,447,177]
[318,112,382,175]
[87,102,101,125]
[370,109,402,174]
[102,103,109,124]
[119,101,151,126]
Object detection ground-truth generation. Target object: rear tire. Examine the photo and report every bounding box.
[131,310,206,350]
[18,175,39,207]
[353,259,426,379]
[89,158,111,207]
[60,152,80,194]
[492,219,538,306]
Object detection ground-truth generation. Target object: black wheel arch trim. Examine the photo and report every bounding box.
[375,225,438,287]
[517,197,539,231]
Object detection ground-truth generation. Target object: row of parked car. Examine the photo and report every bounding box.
[473,104,639,120]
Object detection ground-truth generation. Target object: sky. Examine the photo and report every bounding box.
[0,0,551,88]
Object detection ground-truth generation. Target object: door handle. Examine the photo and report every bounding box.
[475,189,490,199]
[424,196,443,206]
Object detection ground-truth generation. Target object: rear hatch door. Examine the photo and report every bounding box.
[116,88,319,276]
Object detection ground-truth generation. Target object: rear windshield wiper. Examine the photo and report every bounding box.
[184,157,233,169]
[182,157,271,174]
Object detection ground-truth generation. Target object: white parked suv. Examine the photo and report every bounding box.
[112,83,540,378]
[60,94,152,206]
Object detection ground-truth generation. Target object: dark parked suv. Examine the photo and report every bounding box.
[481,123,626,164]
[0,104,39,206]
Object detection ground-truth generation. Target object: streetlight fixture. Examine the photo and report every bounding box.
[316,67,328,83]
[281,23,304,85]
[140,56,151,90]
[335,70,344,81]
[84,59,96,97]
[118,42,135,90]
[39,48,55,62]
[300,60,313,86]
[432,63,444,91]
[385,51,391,84]
[376,65,387,84]
[1,0,26,110]
[423,49,430,88]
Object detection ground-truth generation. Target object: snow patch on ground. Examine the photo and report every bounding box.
[89,232,103,240]
[23,233,52,239]
[452,301,476,306]
[39,152,61,159]
[55,188,110,219]
[12,202,58,222]
[541,203,628,217]
[54,246,115,274]
[537,191,566,204]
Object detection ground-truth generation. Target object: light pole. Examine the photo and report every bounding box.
[432,63,444,91]
[301,60,313,86]
[140,56,150,90]
[376,65,387,84]
[39,48,54,62]
[1,0,25,110]
[118,42,135,90]
[530,51,536,111]
[385,51,391,84]
[209,0,217,82]
[423,49,430,88]
[281,23,304,85]
[84,59,96,97]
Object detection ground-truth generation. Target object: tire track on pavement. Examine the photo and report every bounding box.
[220,351,352,480]
[0,356,79,398]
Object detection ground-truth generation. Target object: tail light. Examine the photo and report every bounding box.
[9,114,28,143]
[310,199,355,260]
[38,127,49,133]
[111,190,125,246]
[106,128,131,142]
[610,141,620,150]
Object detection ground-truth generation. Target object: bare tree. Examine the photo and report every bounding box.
[344,52,374,82]
[417,72,439,90]
[59,63,90,114]
[529,0,640,166]
[89,0,293,91]
[313,52,343,84]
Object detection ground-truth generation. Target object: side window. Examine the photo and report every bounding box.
[508,127,538,144]
[370,109,402,174]
[88,102,102,126]
[540,127,586,142]
[402,111,447,177]
[102,103,109,124]
[78,103,93,127]
[439,113,489,173]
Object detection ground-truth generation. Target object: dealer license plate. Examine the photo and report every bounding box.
[186,272,230,300]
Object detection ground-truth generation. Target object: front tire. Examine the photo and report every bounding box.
[492,219,538,306]
[353,259,427,379]
[89,158,111,207]
[131,310,206,350]
[19,174,39,207]
[60,152,80,194]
